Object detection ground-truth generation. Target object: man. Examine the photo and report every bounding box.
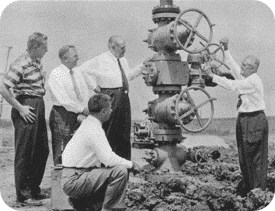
[0,32,49,205]
[48,45,91,165]
[206,38,268,195]
[79,35,146,160]
[61,93,140,211]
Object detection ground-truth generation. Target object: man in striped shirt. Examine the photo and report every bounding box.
[0,32,50,205]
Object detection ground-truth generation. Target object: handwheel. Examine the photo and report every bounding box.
[175,86,216,133]
[194,149,208,164]
[203,43,230,69]
[173,8,214,54]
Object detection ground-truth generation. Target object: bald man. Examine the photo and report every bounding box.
[79,35,145,160]
[206,38,268,196]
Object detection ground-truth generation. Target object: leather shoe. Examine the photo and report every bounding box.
[68,197,88,211]
[32,192,50,200]
[16,198,43,206]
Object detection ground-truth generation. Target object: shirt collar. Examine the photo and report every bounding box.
[25,51,41,66]
[107,51,117,62]
[86,115,102,126]
[107,50,125,63]
[61,64,71,73]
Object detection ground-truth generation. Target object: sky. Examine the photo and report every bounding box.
[0,0,275,209]
[0,0,275,120]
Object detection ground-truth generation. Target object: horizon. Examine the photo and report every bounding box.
[0,0,275,121]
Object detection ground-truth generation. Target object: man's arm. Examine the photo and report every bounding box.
[220,38,243,80]
[0,81,36,123]
[78,59,98,92]
[128,57,153,81]
[206,67,254,94]
[88,127,133,169]
[224,50,243,80]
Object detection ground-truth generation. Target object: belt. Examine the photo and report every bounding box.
[101,87,128,94]
[16,95,43,99]
[63,166,98,172]
[63,163,105,171]
[239,110,264,116]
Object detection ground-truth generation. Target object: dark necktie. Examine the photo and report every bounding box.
[237,94,243,109]
[70,70,83,103]
[117,58,129,92]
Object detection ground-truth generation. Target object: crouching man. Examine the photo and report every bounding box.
[61,93,140,211]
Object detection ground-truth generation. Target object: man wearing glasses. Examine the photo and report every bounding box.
[79,35,146,160]
[206,38,268,196]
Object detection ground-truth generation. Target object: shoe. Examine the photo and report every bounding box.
[31,192,50,200]
[68,197,88,211]
[236,180,248,197]
[16,198,43,206]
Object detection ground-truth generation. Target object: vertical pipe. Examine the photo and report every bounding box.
[160,0,173,6]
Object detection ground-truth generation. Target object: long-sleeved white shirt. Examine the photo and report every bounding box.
[62,115,133,169]
[78,51,143,91]
[48,64,92,114]
[213,50,266,113]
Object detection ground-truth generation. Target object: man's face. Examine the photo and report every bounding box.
[114,41,126,58]
[240,57,255,78]
[65,47,79,69]
[35,40,48,59]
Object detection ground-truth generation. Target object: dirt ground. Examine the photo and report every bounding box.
[0,124,275,211]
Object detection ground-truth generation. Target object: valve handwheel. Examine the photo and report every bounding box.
[175,86,216,133]
[195,149,208,164]
[203,43,230,69]
[174,8,214,54]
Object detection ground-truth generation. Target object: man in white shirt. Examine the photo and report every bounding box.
[48,45,91,165]
[79,35,146,160]
[206,38,268,196]
[61,93,140,211]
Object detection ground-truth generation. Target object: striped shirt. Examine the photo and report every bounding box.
[3,52,46,97]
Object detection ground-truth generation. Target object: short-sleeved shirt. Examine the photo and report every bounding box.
[3,51,46,97]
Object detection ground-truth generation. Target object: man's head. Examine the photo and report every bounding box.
[27,32,48,61]
[241,55,260,78]
[88,93,112,123]
[108,35,126,58]
[59,45,79,70]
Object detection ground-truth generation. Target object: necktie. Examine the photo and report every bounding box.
[236,94,243,109]
[70,70,84,103]
[117,58,129,92]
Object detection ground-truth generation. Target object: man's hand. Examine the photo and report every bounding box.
[19,105,36,123]
[143,56,153,65]
[205,66,215,78]
[220,37,229,51]
[131,162,141,175]
[94,85,101,93]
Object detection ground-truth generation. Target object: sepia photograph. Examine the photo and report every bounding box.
[0,0,275,210]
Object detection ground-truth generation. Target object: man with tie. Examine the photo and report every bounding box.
[79,35,146,160]
[206,38,268,196]
[48,45,91,165]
